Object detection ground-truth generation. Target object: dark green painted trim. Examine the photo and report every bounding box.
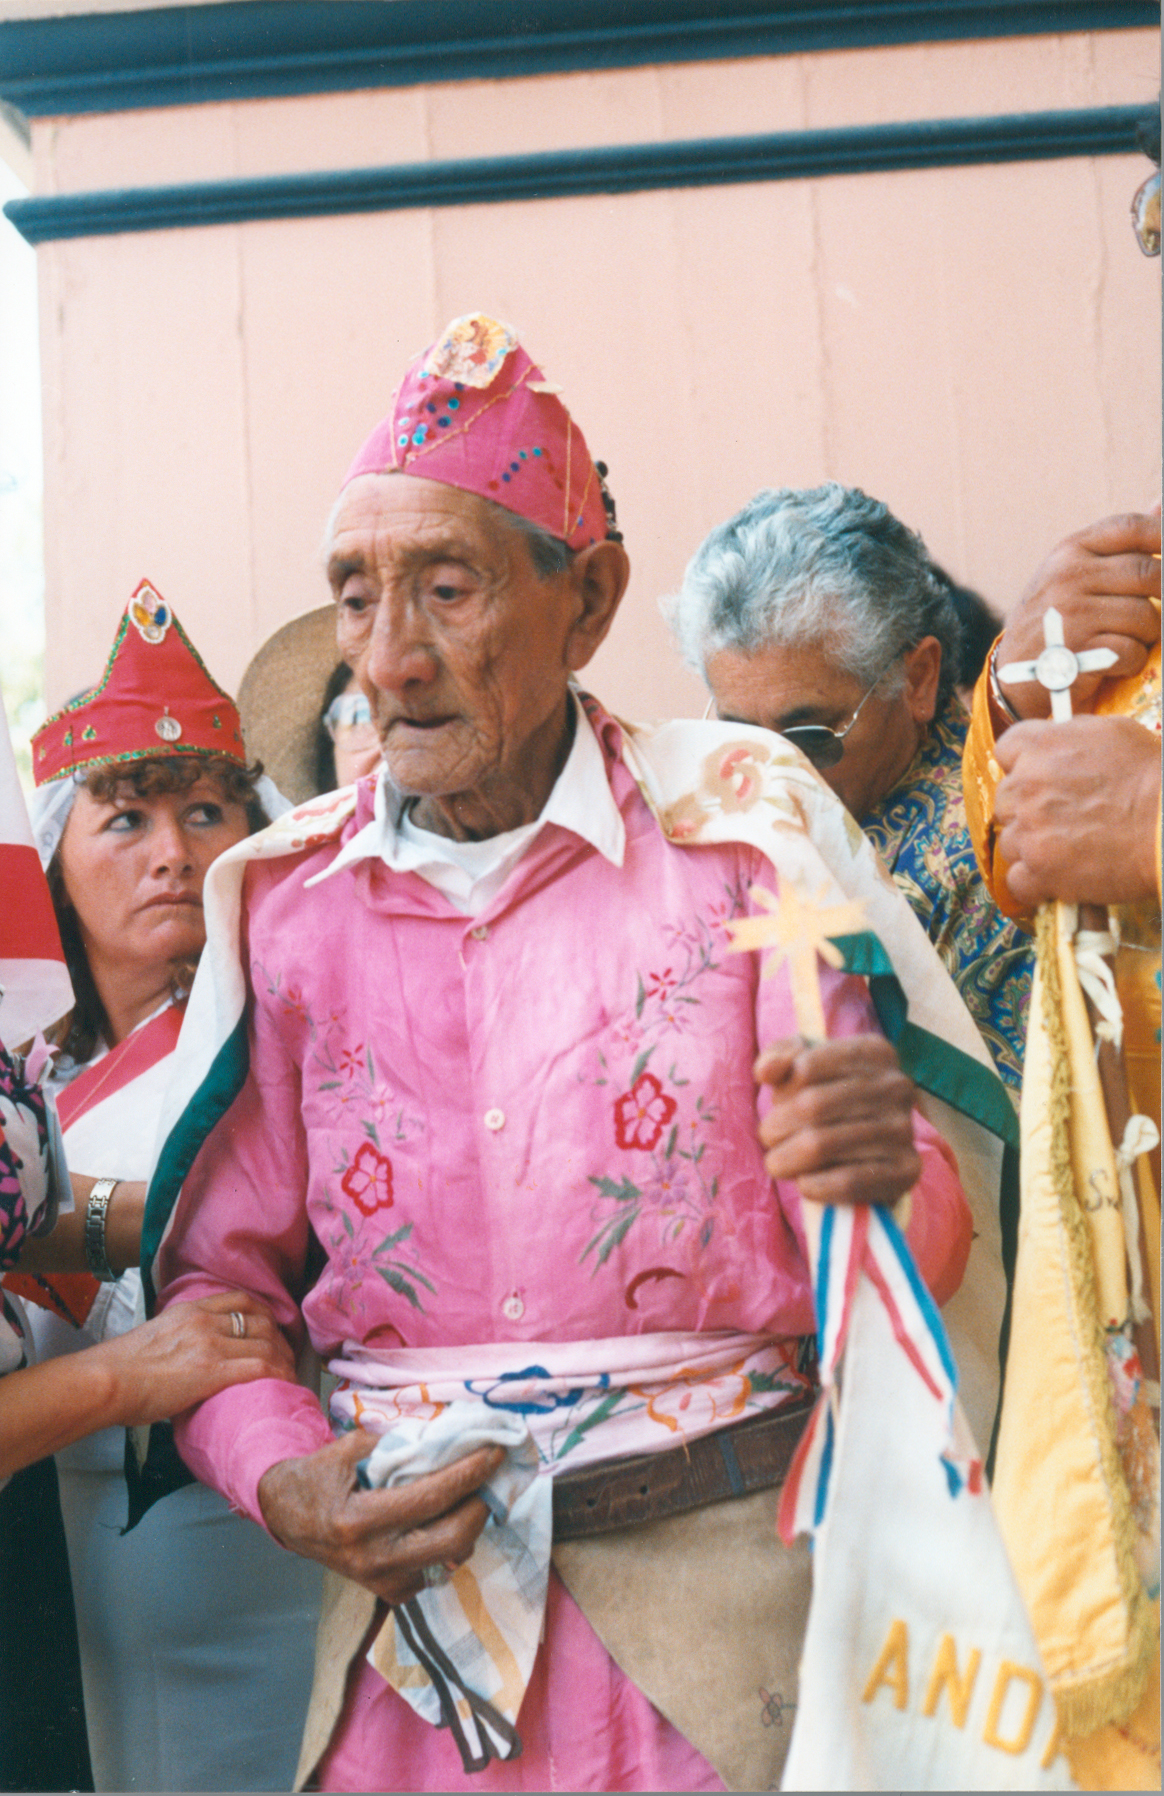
[834,930,1020,1147]
[140,1016,249,1312]
[5,103,1152,245]
[0,2,1155,119]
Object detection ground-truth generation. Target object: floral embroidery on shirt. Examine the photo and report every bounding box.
[583,1092,722,1272]
[580,891,748,1275]
[613,1072,676,1150]
[253,957,341,1042]
[314,1039,424,1144]
[341,1141,395,1215]
[323,1206,436,1316]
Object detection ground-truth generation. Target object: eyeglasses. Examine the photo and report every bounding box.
[702,661,895,770]
[323,690,374,740]
[779,671,895,769]
[1131,168,1161,257]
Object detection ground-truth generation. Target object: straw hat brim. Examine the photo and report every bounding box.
[237,606,343,804]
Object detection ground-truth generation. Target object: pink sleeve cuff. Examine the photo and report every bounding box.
[175,1378,335,1531]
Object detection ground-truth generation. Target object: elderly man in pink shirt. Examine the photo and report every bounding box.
[151,316,1005,1793]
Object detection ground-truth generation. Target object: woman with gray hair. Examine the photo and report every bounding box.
[666,482,1032,1095]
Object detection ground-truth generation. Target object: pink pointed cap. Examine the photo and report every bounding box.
[342,314,609,551]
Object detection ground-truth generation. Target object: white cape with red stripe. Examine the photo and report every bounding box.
[0,706,71,1047]
[0,700,70,1041]
[23,1005,187,1474]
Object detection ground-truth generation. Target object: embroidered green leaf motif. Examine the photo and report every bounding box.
[375,1221,413,1253]
[635,974,646,1019]
[556,1387,630,1461]
[363,1120,381,1147]
[588,1175,640,1203]
[377,1266,425,1309]
[669,1063,690,1087]
[366,1045,376,1082]
[580,1206,640,1268]
[629,1045,655,1085]
[341,1212,354,1238]
[665,1124,678,1158]
[318,1080,341,1091]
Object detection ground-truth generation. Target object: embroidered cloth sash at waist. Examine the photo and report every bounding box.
[326,1327,815,1474]
[328,1330,814,1771]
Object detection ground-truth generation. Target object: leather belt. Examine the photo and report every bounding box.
[551,1393,816,1540]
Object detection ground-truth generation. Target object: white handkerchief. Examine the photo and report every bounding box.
[360,1399,552,1772]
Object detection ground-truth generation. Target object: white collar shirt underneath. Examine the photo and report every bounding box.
[309,692,627,916]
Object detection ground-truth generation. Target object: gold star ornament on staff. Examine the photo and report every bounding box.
[725,881,867,1043]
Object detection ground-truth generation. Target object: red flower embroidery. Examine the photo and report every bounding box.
[614,1072,677,1152]
[341,1141,394,1215]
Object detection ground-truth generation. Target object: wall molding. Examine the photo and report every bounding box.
[0,2,1156,119]
[5,104,1153,246]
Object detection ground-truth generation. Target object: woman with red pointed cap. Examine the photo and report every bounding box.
[5,586,324,1793]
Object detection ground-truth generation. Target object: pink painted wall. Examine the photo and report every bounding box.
[31,28,1161,722]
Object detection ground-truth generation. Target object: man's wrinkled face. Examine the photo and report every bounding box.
[327,475,579,813]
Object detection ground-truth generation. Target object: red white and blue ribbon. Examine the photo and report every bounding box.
[779,1203,983,1546]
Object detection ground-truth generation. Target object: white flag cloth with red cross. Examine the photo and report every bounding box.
[0,703,71,1046]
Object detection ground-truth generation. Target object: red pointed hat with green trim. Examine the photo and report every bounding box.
[32,580,247,785]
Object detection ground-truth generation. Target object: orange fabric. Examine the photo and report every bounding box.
[962,640,1162,924]
[962,645,1031,928]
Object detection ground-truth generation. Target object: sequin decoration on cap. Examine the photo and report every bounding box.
[32,579,247,785]
[342,313,610,552]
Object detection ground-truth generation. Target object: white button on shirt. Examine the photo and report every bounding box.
[502,1293,525,1321]
[484,1109,506,1132]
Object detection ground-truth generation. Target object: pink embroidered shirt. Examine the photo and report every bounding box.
[158,703,969,1790]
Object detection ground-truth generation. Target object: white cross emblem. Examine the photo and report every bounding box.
[997,606,1119,722]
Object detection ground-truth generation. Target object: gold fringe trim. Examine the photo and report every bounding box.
[1036,906,1156,1739]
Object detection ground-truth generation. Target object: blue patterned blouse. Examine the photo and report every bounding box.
[861,698,1032,1095]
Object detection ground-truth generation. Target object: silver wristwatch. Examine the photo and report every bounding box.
[83,1178,121,1283]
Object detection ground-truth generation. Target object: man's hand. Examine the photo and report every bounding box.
[995,714,1161,906]
[994,513,1160,721]
[755,1035,921,1207]
[257,1430,505,1605]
